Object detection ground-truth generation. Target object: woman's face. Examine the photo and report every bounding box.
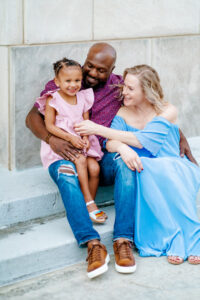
[122,74,145,107]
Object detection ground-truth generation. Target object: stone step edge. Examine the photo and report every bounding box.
[0,164,114,228]
[0,206,115,287]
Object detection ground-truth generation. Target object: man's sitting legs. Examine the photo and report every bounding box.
[48,159,109,278]
[100,152,137,273]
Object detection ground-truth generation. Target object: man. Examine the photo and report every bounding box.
[26,43,196,278]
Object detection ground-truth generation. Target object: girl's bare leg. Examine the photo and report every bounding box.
[74,154,93,202]
[74,155,106,223]
[87,157,108,219]
[87,157,100,200]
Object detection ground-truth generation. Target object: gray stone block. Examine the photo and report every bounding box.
[0,0,23,45]
[94,0,200,40]
[151,36,200,137]
[24,0,93,44]
[0,47,9,169]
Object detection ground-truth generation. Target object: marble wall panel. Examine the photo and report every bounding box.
[0,0,23,45]
[0,47,9,168]
[94,0,200,40]
[151,36,200,137]
[11,39,150,169]
[24,0,93,44]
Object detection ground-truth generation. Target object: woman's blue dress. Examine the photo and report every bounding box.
[110,115,200,259]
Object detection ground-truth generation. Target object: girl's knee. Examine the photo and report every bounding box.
[88,159,100,177]
[74,154,87,167]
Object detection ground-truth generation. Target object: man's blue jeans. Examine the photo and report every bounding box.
[49,152,136,246]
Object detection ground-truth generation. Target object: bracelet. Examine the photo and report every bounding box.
[45,133,53,144]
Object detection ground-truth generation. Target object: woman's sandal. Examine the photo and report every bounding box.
[167,256,184,265]
[188,256,200,265]
[86,200,108,224]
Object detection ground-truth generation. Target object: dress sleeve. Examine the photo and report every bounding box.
[110,115,127,131]
[35,90,57,115]
[81,88,94,113]
[134,117,171,156]
[103,116,127,149]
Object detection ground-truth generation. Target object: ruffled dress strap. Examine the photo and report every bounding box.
[36,89,59,115]
[77,88,94,113]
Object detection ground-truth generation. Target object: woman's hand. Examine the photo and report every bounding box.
[118,144,143,172]
[74,120,99,136]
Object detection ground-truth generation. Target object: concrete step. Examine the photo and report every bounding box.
[0,136,199,229]
[0,167,114,228]
[0,206,115,287]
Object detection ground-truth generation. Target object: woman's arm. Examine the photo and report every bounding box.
[74,120,143,149]
[45,98,86,149]
[106,139,143,172]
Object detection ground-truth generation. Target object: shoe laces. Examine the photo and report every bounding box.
[86,244,104,264]
[117,240,133,260]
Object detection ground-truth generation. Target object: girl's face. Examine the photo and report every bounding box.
[55,66,82,97]
[122,74,146,107]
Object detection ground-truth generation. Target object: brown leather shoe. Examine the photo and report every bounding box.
[86,241,110,279]
[113,239,136,273]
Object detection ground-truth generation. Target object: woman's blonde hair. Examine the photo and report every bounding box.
[123,64,165,113]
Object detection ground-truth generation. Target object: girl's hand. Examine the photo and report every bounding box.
[118,144,143,172]
[82,136,90,151]
[69,135,86,149]
[74,120,99,135]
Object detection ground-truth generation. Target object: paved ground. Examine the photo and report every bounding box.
[0,252,200,300]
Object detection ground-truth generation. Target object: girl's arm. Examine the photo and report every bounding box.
[82,111,90,150]
[74,120,142,149]
[45,97,85,149]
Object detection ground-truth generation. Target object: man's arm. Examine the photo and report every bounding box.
[179,129,198,165]
[25,106,80,161]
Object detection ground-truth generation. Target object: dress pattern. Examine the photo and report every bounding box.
[36,88,103,169]
[110,115,200,259]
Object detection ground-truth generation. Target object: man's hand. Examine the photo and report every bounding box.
[179,129,198,165]
[49,135,80,161]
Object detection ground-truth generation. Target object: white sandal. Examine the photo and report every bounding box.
[86,200,107,224]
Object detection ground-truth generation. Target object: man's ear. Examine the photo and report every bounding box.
[111,65,115,72]
[54,77,59,87]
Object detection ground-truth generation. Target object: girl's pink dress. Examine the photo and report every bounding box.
[36,88,103,169]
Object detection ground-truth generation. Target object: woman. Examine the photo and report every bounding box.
[75,64,200,264]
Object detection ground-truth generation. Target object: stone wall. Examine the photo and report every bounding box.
[1,0,200,170]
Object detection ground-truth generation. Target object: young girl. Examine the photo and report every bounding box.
[36,58,107,223]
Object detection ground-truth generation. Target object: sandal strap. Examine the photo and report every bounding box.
[89,210,105,218]
[86,200,95,206]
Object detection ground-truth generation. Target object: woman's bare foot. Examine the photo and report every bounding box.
[86,200,108,224]
[167,256,184,265]
[188,255,200,265]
